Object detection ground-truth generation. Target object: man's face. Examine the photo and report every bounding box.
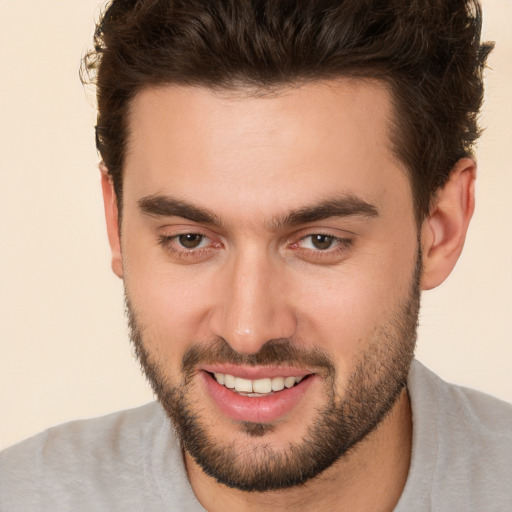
[118,80,420,490]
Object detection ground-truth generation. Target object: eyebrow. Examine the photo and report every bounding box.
[138,193,379,229]
[269,196,379,230]
[139,195,222,225]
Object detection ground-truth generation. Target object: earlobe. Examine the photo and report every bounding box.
[100,166,124,278]
[420,158,476,290]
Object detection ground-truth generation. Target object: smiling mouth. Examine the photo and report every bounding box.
[209,372,308,397]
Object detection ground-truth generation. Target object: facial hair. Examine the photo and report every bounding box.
[127,254,421,492]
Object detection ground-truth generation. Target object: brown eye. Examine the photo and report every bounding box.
[178,233,205,249]
[310,234,335,250]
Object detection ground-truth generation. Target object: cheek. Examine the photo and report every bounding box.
[293,245,417,369]
[295,273,384,346]
[123,248,217,350]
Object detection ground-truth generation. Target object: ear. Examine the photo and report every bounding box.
[420,158,476,290]
[100,166,124,278]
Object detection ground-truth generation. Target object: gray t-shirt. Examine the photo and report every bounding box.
[1,361,511,511]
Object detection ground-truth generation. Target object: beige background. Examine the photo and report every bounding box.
[0,0,510,450]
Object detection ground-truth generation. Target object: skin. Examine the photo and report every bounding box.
[101,79,475,511]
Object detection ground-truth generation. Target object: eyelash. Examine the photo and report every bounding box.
[157,232,353,262]
[158,234,214,260]
[295,234,353,255]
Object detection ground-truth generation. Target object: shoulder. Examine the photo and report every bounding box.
[409,360,512,438]
[398,361,512,512]
[1,401,165,466]
[0,402,180,511]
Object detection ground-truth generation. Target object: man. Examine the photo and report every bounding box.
[1,0,511,510]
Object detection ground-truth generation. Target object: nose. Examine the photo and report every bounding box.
[209,249,297,355]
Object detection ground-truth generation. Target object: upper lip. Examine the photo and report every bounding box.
[201,364,313,380]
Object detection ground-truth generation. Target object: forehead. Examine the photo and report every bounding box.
[123,80,411,223]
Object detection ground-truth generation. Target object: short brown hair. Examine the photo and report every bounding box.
[82,0,493,222]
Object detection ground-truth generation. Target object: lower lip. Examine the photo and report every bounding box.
[200,371,316,423]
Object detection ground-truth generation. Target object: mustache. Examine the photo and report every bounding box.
[181,337,335,380]
[125,296,335,382]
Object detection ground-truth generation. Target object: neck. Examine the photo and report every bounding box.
[185,388,412,512]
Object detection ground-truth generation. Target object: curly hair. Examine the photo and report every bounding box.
[82,0,493,222]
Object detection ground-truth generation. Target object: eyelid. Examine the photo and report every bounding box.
[157,227,223,262]
[159,232,213,248]
[298,233,352,248]
[288,226,353,245]
[286,230,354,264]
[156,226,353,264]
[297,233,345,249]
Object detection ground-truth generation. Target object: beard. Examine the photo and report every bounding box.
[126,254,421,492]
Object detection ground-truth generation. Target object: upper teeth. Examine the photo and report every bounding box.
[213,373,304,394]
